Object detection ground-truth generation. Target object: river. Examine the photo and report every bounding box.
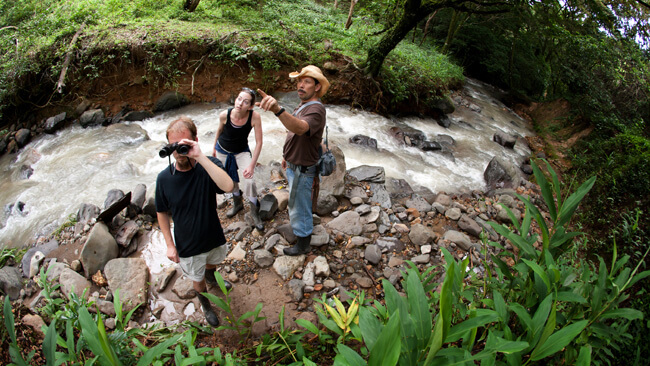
[0,78,533,248]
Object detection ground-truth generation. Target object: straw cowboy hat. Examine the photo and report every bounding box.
[289,65,330,97]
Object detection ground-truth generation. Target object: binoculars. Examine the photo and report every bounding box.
[159,142,190,158]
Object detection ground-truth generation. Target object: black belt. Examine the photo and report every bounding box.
[288,162,317,174]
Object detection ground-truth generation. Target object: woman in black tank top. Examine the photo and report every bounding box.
[212,88,264,230]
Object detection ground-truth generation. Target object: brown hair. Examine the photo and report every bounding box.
[166,116,197,140]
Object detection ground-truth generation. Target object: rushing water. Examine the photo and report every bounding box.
[0,79,533,248]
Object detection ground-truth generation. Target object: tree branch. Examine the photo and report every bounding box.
[56,23,85,94]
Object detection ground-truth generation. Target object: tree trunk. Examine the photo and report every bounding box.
[334,0,339,9]
[419,11,438,46]
[365,0,430,76]
[442,10,468,54]
[184,0,201,12]
[345,0,358,30]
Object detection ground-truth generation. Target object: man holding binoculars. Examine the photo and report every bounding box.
[155,116,234,327]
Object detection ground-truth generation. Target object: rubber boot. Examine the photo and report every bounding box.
[226,193,243,218]
[283,235,311,256]
[249,202,264,231]
[205,271,232,290]
[197,293,220,327]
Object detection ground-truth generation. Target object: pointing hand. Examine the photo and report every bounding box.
[256,89,281,114]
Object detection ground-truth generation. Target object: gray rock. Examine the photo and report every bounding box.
[259,194,278,220]
[277,224,297,244]
[131,184,147,210]
[498,194,515,208]
[28,251,45,278]
[313,256,330,277]
[445,207,462,221]
[287,279,305,302]
[475,217,498,240]
[349,135,378,149]
[273,255,306,281]
[437,115,452,128]
[253,249,274,268]
[350,197,364,205]
[348,165,385,183]
[303,262,315,286]
[349,236,371,248]
[368,183,392,209]
[265,233,289,251]
[227,243,247,261]
[0,266,22,300]
[432,202,446,214]
[172,276,196,299]
[115,221,139,247]
[123,110,154,121]
[310,225,330,247]
[364,245,382,265]
[320,144,346,197]
[355,204,372,216]
[21,239,59,277]
[44,112,67,134]
[272,189,289,211]
[458,214,483,238]
[153,91,190,113]
[484,157,519,191]
[155,267,176,292]
[315,194,338,216]
[377,237,405,253]
[79,109,106,128]
[412,254,430,264]
[434,194,452,206]
[80,222,119,278]
[497,207,521,224]
[104,189,126,210]
[326,211,362,236]
[345,186,368,202]
[143,197,157,217]
[15,129,31,148]
[385,178,414,199]
[493,131,516,149]
[356,277,373,288]
[77,203,100,224]
[59,268,91,300]
[323,279,337,289]
[406,195,432,213]
[234,225,252,241]
[409,223,436,246]
[104,258,149,312]
[443,230,478,252]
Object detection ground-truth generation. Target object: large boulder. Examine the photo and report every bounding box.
[104,258,149,312]
[44,112,67,134]
[385,178,413,200]
[493,131,516,149]
[59,268,91,300]
[348,165,385,184]
[21,239,59,277]
[77,203,101,224]
[15,129,31,148]
[153,91,190,113]
[484,157,518,191]
[80,222,119,278]
[79,109,106,128]
[349,135,378,150]
[0,266,22,300]
[320,144,346,197]
[326,211,362,236]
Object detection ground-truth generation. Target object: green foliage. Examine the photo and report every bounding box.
[0,246,26,268]
[51,213,77,239]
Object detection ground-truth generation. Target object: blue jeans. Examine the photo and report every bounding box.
[286,165,316,237]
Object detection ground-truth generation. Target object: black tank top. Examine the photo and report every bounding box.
[217,108,253,153]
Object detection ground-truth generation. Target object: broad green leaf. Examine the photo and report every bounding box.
[295,319,320,335]
[556,176,595,229]
[531,160,557,221]
[303,357,319,366]
[576,345,592,366]
[508,303,533,334]
[556,291,587,304]
[406,267,433,348]
[628,270,650,289]
[600,308,644,321]
[4,296,17,345]
[136,334,183,366]
[78,307,118,366]
[489,222,538,258]
[44,319,57,366]
[531,301,556,356]
[446,313,500,343]
[493,290,507,323]
[424,262,455,365]
[531,294,553,338]
[530,320,588,361]
[522,259,551,293]
[543,159,563,209]
[358,306,382,351]
[368,309,401,366]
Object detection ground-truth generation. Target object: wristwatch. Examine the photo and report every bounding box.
[275,107,285,117]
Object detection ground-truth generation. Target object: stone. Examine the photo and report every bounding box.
[315,194,338,216]
[385,178,414,199]
[310,225,330,247]
[271,189,289,211]
[253,249,274,268]
[368,183,392,209]
[29,251,45,278]
[14,128,31,148]
[155,267,177,293]
[59,268,91,300]
[44,112,67,134]
[77,203,101,224]
[326,211,362,236]
[458,214,483,238]
[265,233,289,251]
[348,165,385,183]
[153,91,190,113]
[320,144,346,197]
[493,131,517,149]
[313,256,330,277]
[104,258,149,312]
[21,239,58,277]
[365,245,382,265]
[409,223,437,246]
[348,236,371,248]
[377,237,405,253]
[355,204,372,216]
[323,279,336,289]
[388,256,404,267]
[406,195,432,213]
[259,194,279,220]
[104,189,126,210]
[0,266,22,300]
[356,277,373,288]
[80,222,119,278]
[345,186,368,202]
[227,242,247,261]
[349,134,378,150]
[435,194,452,206]
[123,110,154,121]
[498,194,515,208]
[287,279,305,302]
[79,109,106,128]
[303,263,315,286]
[350,197,364,205]
[421,245,432,254]
[131,184,147,210]
[412,254,430,264]
[445,207,462,221]
[273,255,306,281]
[172,276,196,299]
[443,230,478,252]
[484,157,518,191]
[115,220,139,247]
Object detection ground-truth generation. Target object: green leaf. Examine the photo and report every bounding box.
[532,159,557,221]
[531,294,553,338]
[556,176,595,229]
[531,300,556,356]
[424,262,456,365]
[446,313,500,343]
[296,319,320,335]
[530,320,588,361]
[406,267,433,348]
[576,345,592,366]
[509,303,533,334]
[136,334,183,366]
[489,222,538,258]
[600,308,644,321]
[4,296,17,345]
[44,319,58,366]
[522,259,551,294]
[556,291,587,304]
[368,310,401,366]
[336,344,366,366]
[358,306,382,351]
[493,290,507,323]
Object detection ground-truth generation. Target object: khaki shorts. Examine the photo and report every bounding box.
[178,245,228,282]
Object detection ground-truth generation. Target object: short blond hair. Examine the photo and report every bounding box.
[166,116,197,140]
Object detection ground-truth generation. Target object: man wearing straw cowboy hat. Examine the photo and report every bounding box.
[257,65,330,256]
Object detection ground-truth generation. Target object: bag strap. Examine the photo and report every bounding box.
[323,125,330,152]
[292,100,323,117]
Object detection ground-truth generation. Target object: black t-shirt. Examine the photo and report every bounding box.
[218,108,253,153]
[155,156,226,257]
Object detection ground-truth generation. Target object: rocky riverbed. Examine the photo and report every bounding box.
[0,137,545,345]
